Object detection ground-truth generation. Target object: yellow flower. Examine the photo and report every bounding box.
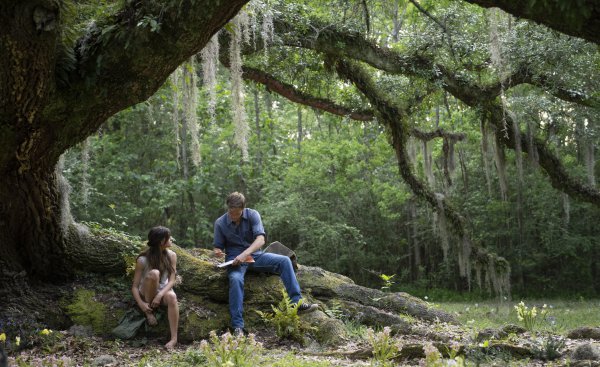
[15,336,21,346]
[0,333,6,342]
[40,329,50,335]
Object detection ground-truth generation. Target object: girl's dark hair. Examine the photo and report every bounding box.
[140,226,174,276]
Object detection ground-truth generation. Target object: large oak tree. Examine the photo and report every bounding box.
[0,0,248,295]
[1,0,597,310]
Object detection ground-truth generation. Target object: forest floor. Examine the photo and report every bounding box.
[6,313,596,367]
[5,289,600,366]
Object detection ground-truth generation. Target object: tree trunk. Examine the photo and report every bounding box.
[0,168,71,282]
[0,0,249,294]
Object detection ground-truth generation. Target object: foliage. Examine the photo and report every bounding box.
[0,314,45,353]
[324,300,345,320]
[256,289,312,343]
[199,330,263,367]
[514,301,548,332]
[366,327,398,367]
[61,0,600,298]
[379,273,396,293]
[64,290,109,334]
[531,335,566,361]
[268,353,332,367]
[424,343,465,367]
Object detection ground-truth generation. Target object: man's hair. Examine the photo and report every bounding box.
[226,192,246,209]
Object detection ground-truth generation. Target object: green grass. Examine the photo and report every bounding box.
[433,299,600,333]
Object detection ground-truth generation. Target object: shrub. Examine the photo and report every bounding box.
[256,288,312,343]
[199,330,262,367]
[366,327,398,367]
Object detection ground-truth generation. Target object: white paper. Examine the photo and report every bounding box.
[217,260,234,268]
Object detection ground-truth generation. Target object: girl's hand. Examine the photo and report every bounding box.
[151,294,163,308]
[140,302,153,313]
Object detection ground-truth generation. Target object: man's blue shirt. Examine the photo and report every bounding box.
[214,208,266,260]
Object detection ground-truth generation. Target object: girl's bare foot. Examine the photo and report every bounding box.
[165,339,177,350]
[145,312,158,326]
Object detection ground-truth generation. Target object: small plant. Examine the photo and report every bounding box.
[366,327,398,367]
[269,353,332,366]
[532,335,566,361]
[0,314,44,352]
[173,347,207,365]
[256,288,312,343]
[35,329,65,354]
[324,301,344,320]
[343,319,369,339]
[199,330,262,367]
[424,343,466,367]
[379,273,396,293]
[514,301,548,332]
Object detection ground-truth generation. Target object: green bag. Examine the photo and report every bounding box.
[112,308,165,339]
[111,308,147,339]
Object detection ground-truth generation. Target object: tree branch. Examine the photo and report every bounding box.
[333,57,510,292]
[462,0,600,45]
[240,65,467,144]
[273,17,600,206]
[241,66,374,121]
[275,18,599,108]
[43,0,249,167]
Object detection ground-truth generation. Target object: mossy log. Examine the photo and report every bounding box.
[4,230,454,345]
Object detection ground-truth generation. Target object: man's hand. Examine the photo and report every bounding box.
[214,248,225,258]
[232,253,248,266]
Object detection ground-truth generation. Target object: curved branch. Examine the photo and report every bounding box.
[411,128,466,142]
[275,18,599,108]
[462,0,600,45]
[272,17,600,206]
[41,0,249,168]
[240,65,468,144]
[333,57,510,293]
[241,66,374,121]
[487,103,600,206]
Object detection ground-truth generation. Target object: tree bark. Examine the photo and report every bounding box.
[0,0,248,287]
[462,0,600,45]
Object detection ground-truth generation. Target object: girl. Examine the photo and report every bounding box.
[131,226,179,349]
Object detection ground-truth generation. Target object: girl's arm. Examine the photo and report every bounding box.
[151,250,178,307]
[131,258,152,313]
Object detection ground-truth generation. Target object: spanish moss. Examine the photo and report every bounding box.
[200,31,220,125]
[230,14,250,161]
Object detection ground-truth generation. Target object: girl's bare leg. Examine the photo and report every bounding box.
[162,290,179,349]
[141,269,160,325]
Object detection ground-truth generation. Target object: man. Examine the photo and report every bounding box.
[214,192,318,334]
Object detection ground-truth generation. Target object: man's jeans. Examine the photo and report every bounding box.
[227,252,302,329]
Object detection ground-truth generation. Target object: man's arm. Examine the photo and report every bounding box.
[213,218,225,258]
[232,235,265,266]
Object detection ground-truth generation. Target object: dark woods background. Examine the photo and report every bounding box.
[63,0,600,300]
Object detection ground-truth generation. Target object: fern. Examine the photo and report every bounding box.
[256,289,312,343]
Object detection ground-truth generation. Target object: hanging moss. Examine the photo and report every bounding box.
[510,111,524,186]
[435,193,450,261]
[182,59,201,166]
[170,67,182,167]
[492,129,509,201]
[229,14,250,161]
[480,117,493,197]
[422,140,435,187]
[56,155,73,233]
[585,141,595,187]
[200,32,220,125]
